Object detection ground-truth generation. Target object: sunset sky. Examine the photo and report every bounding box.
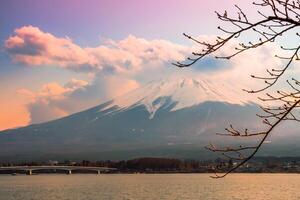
[0,0,292,130]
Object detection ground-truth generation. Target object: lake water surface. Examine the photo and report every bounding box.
[0,174,299,200]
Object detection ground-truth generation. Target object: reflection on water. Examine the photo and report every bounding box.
[0,174,299,200]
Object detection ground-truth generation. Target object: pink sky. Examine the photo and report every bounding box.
[0,0,262,130]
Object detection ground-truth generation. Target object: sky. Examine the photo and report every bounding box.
[0,0,297,130]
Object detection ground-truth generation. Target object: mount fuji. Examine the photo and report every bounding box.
[1,76,299,162]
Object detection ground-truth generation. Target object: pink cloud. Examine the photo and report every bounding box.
[20,79,88,101]
[18,76,140,124]
[18,79,89,123]
[98,76,140,99]
[5,26,188,74]
[5,26,90,68]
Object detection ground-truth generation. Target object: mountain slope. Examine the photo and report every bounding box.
[0,76,298,161]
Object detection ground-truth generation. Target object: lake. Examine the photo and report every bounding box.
[0,174,299,200]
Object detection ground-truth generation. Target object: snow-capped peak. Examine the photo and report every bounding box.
[101,75,253,118]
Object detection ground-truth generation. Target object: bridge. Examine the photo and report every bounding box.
[0,166,117,175]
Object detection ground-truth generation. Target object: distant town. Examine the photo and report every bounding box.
[2,157,300,175]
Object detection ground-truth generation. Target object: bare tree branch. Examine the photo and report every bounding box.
[175,0,300,177]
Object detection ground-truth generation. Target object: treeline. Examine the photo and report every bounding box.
[1,157,214,172]
[2,156,300,173]
[93,158,212,172]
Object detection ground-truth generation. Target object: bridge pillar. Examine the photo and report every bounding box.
[67,170,72,175]
[97,170,101,175]
[26,169,32,175]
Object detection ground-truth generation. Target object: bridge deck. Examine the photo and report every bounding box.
[0,166,116,171]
